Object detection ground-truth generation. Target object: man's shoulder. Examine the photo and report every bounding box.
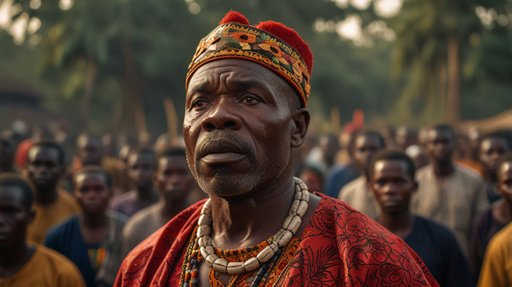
[413,216,458,242]
[313,194,393,241]
[339,176,366,199]
[119,200,206,273]
[34,245,85,282]
[56,190,79,210]
[44,215,79,243]
[123,205,160,233]
[455,164,484,182]
[488,222,512,252]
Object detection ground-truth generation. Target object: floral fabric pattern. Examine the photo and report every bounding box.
[114,194,438,287]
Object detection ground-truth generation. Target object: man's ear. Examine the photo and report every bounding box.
[290,108,310,148]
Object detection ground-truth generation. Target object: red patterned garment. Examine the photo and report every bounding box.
[114,194,439,287]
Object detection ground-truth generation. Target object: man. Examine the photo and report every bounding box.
[74,133,126,194]
[477,131,511,203]
[115,11,437,286]
[45,166,127,287]
[110,148,159,217]
[470,152,512,280]
[478,221,512,287]
[0,174,85,286]
[323,131,360,197]
[338,130,385,218]
[24,141,80,244]
[369,150,474,286]
[412,124,488,256]
[122,147,195,252]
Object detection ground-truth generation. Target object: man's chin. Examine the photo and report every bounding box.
[197,175,257,198]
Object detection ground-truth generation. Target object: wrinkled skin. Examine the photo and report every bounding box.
[184,59,309,198]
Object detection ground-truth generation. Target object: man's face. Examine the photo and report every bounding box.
[74,173,111,216]
[155,156,193,201]
[0,186,33,249]
[354,135,383,173]
[26,146,62,191]
[78,138,102,165]
[425,129,454,164]
[479,138,509,174]
[128,152,155,189]
[370,160,417,215]
[497,162,512,202]
[184,59,306,197]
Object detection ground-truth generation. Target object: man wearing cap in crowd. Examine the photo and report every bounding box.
[115,11,438,286]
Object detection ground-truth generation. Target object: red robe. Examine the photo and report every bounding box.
[115,194,438,286]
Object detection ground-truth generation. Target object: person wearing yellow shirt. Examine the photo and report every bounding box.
[24,141,80,244]
[0,174,85,287]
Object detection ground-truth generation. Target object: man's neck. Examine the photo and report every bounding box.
[209,177,296,250]
[378,212,414,238]
[81,212,109,229]
[0,243,34,277]
[34,187,58,205]
[432,161,455,178]
[494,199,512,224]
[136,186,156,201]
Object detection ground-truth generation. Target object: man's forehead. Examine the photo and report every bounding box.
[29,146,58,159]
[187,59,285,90]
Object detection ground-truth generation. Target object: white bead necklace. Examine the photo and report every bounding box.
[196,177,310,275]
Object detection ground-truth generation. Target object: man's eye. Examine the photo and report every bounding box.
[239,95,260,105]
[191,99,209,110]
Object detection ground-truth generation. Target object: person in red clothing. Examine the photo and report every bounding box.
[115,11,438,287]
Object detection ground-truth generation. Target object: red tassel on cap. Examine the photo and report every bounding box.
[257,21,313,74]
[219,10,250,25]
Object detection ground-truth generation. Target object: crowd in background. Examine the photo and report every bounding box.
[0,119,511,286]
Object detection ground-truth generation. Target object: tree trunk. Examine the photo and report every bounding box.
[446,35,460,124]
[81,56,97,130]
[120,38,147,143]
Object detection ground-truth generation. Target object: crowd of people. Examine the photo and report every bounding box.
[0,9,511,287]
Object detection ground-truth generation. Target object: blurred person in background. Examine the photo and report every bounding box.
[395,126,419,151]
[110,147,158,217]
[477,131,511,203]
[411,124,488,256]
[0,174,85,287]
[369,150,474,287]
[122,147,194,252]
[338,130,386,218]
[470,152,512,281]
[45,166,126,287]
[323,130,360,198]
[24,141,79,244]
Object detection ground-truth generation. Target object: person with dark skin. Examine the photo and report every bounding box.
[477,132,511,203]
[338,130,386,218]
[412,124,488,256]
[45,166,127,287]
[470,152,512,280]
[23,141,79,244]
[76,134,103,166]
[0,174,85,286]
[110,148,158,217]
[122,147,196,251]
[369,150,474,287]
[115,11,437,287]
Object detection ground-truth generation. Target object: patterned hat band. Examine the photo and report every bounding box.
[186,23,311,107]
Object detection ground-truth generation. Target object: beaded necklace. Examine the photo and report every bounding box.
[180,178,310,286]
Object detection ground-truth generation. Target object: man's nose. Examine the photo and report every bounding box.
[201,99,241,132]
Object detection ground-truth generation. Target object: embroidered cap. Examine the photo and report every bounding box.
[186,11,313,107]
